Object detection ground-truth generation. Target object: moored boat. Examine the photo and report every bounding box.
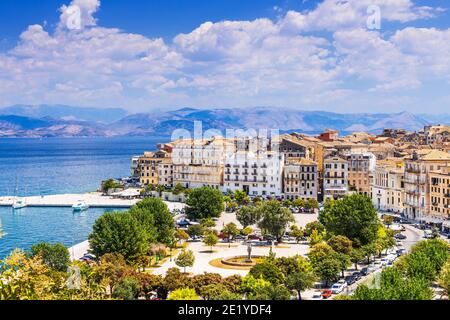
[12,198,27,209]
[72,200,89,211]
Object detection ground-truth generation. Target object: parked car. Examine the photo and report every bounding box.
[321,289,333,299]
[373,260,383,269]
[396,248,407,256]
[395,233,407,240]
[351,271,361,280]
[344,275,356,285]
[311,292,323,300]
[367,265,377,273]
[360,267,368,276]
[331,282,347,294]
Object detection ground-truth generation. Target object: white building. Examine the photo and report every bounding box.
[323,156,348,200]
[371,160,405,213]
[223,151,284,197]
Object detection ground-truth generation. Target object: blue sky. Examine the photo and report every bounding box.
[0,0,450,114]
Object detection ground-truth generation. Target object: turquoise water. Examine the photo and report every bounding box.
[0,136,168,259]
[0,207,126,258]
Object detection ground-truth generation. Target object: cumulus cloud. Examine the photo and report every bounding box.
[59,0,101,30]
[0,0,449,113]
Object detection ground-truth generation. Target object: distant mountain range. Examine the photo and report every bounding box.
[0,105,448,138]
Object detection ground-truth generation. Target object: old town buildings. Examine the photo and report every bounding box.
[133,124,450,223]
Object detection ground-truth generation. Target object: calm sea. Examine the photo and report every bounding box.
[0,136,167,258]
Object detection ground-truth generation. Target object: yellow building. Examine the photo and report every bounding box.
[283,158,318,200]
[430,166,450,219]
[172,137,235,189]
[138,150,171,185]
[404,150,450,220]
[371,159,405,213]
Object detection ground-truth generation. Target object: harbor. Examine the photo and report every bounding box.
[0,192,185,211]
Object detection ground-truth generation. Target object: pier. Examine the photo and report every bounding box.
[0,192,186,211]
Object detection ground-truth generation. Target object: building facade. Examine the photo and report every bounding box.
[283,158,318,200]
[138,150,171,185]
[323,156,348,200]
[346,152,376,197]
[429,166,450,219]
[404,150,450,220]
[172,137,234,189]
[371,160,405,213]
[223,151,284,197]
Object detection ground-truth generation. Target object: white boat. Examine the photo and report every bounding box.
[72,200,89,211]
[12,198,27,209]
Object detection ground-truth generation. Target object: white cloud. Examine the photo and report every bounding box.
[0,0,449,113]
[280,0,439,33]
[59,0,101,30]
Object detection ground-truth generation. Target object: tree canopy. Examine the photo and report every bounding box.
[319,194,379,245]
[185,186,224,220]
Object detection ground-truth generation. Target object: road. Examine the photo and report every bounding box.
[402,224,424,252]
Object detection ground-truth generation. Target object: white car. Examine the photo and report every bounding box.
[380,258,389,266]
[310,292,322,300]
[367,265,377,273]
[373,260,383,269]
[331,282,347,294]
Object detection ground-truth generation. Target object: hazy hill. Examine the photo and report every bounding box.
[0,105,127,123]
[0,106,447,138]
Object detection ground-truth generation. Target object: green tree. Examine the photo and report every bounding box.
[240,274,271,295]
[89,212,149,263]
[352,267,433,300]
[289,225,304,243]
[199,283,229,300]
[167,288,199,300]
[187,224,205,240]
[308,229,323,246]
[102,178,120,193]
[30,242,70,272]
[204,232,219,252]
[241,226,253,237]
[234,189,250,206]
[130,198,175,245]
[256,201,294,241]
[112,276,142,300]
[350,248,365,270]
[306,199,319,211]
[175,250,195,273]
[438,258,450,297]
[409,239,449,276]
[236,206,260,228]
[192,272,223,295]
[312,254,341,287]
[383,215,394,228]
[327,235,353,255]
[286,271,316,300]
[292,198,306,209]
[200,217,216,230]
[185,187,224,220]
[361,243,377,264]
[222,275,243,293]
[249,260,285,285]
[319,194,379,245]
[172,183,186,195]
[222,223,240,247]
[163,268,192,293]
[304,221,325,236]
[274,255,313,278]
[175,229,189,243]
[249,284,291,300]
